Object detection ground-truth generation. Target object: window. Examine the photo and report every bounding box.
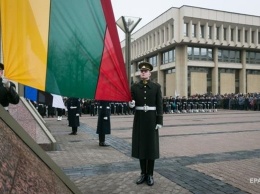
[171,24,174,38]
[200,25,205,38]
[149,55,157,67]
[216,27,220,40]
[229,51,236,62]
[218,49,241,63]
[166,27,169,41]
[258,32,260,44]
[162,50,175,64]
[201,48,207,60]
[231,28,234,41]
[188,47,192,60]
[238,29,241,42]
[256,53,260,64]
[208,26,212,39]
[251,31,255,43]
[161,29,164,44]
[153,33,156,47]
[184,23,188,37]
[223,28,227,41]
[245,30,248,43]
[157,31,160,45]
[192,24,197,37]
[187,47,213,61]
[246,51,260,64]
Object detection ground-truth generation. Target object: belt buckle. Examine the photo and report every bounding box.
[144,105,148,112]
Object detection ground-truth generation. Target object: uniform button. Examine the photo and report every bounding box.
[144,97,146,99]
[144,86,146,88]
[144,91,146,93]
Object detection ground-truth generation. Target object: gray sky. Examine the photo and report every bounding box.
[111,0,260,40]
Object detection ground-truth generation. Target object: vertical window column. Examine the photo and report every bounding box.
[256,29,259,46]
[197,21,200,39]
[220,24,224,42]
[168,23,172,42]
[164,25,167,45]
[249,28,252,45]
[189,20,192,39]
[241,27,245,46]
[227,25,231,43]
[234,26,238,45]
[205,22,209,42]
[213,23,216,42]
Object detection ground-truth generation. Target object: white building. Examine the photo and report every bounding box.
[120,5,260,97]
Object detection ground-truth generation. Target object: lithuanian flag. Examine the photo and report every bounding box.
[0,0,131,101]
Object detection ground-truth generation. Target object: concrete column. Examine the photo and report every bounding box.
[255,29,258,45]
[133,62,139,84]
[175,45,188,97]
[220,24,224,42]
[213,23,216,42]
[168,23,173,41]
[239,50,246,93]
[188,20,192,39]
[164,25,167,44]
[197,21,201,39]
[242,27,245,45]
[235,26,238,45]
[205,22,209,42]
[212,48,219,95]
[228,25,231,44]
[157,53,164,95]
[249,28,252,45]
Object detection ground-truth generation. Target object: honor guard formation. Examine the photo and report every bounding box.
[28,92,260,119]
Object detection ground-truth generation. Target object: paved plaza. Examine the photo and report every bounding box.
[45,110,260,194]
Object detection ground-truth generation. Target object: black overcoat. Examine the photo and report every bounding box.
[131,80,163,160]
[67,98,80,127]
[0,78,19,107]
[96,101,111,134]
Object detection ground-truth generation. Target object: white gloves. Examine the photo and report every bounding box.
[128,100,135,108]
[155,124,162,130]
[2,77,10,88]
[103,117,108,120]
[76,113,80,116]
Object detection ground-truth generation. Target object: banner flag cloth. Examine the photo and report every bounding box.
[1,0,131,101]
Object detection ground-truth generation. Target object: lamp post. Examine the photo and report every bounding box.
[116,16,141,87]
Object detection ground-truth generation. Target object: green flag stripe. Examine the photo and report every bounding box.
[46,0,106,98]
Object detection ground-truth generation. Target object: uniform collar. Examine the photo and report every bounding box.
[138,80,151,88]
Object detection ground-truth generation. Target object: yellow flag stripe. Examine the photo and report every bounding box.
[1,0,50,90]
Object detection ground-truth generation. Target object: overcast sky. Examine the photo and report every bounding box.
[111,0,260,40]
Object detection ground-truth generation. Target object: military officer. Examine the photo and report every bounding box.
[96,101,111,146]
[129,61,163,186]
[67,97,80,135]
[0,63,19,110]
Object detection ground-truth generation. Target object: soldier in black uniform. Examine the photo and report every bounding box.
[129,62,163,186]
[96,101,111,146]
[67,97,80,135]
[0,63,19,111]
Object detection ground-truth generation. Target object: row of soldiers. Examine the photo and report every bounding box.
[81,100,134,116]
[163,96,218,114]
[80,96,218,116]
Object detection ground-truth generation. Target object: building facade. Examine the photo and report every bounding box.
[120,6,260,97]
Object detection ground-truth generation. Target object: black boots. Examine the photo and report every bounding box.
[136,174,147,184]
[99,142,109,146]
[136,159,155,186]
[99,134,109,146]
[146,175,154,186]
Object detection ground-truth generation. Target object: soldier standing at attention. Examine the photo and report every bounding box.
[67,97,80,135]
[96,101,111,146]
[129,61,163,186]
